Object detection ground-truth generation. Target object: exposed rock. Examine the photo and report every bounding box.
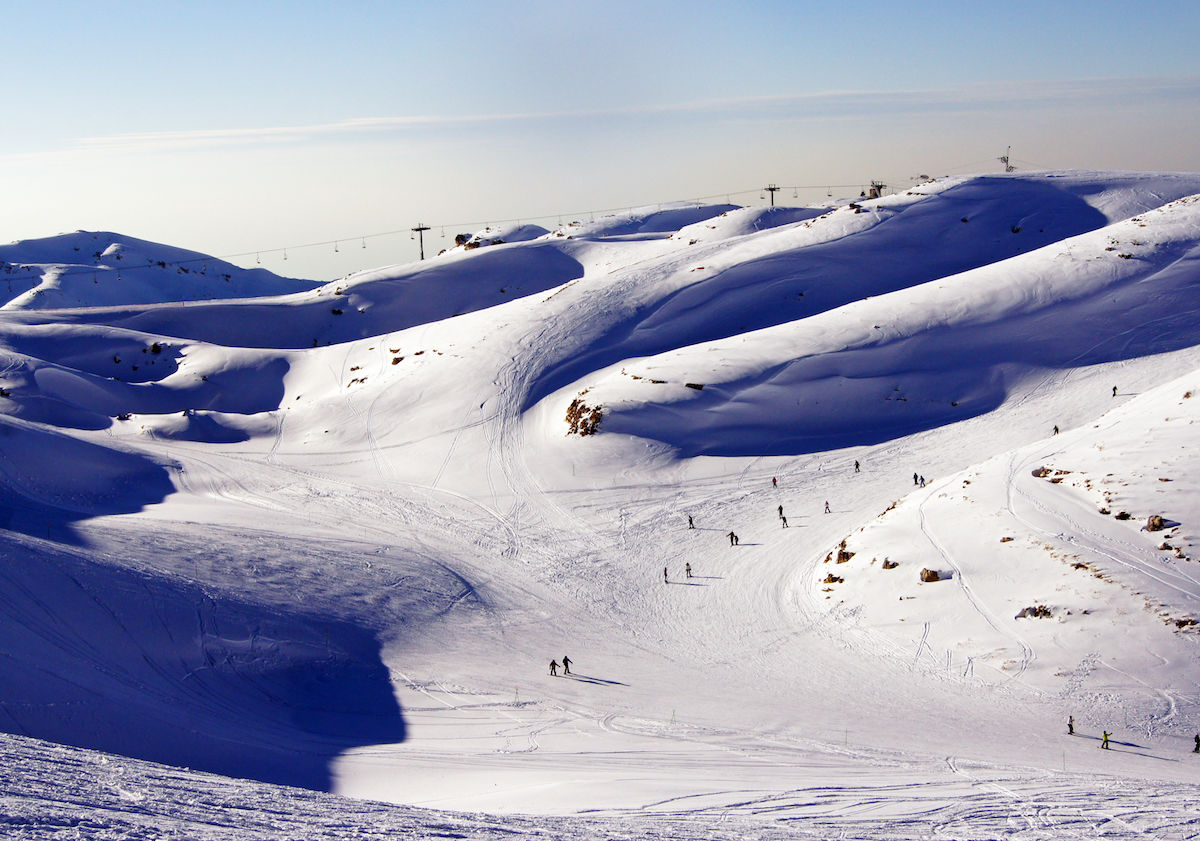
[1015,605,1053,619]
[1147,514,1166,532]
[919,568,940,583]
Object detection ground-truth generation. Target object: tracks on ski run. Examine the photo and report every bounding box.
[918,478,1035,680]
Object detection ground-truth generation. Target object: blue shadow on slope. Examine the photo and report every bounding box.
[599,254,1200,458]
[61,242,586,349]
[0,541,404,791]
[0,416,177,546]
[524,178,1110,411]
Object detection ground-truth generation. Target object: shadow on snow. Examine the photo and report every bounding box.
[0,540,405,791]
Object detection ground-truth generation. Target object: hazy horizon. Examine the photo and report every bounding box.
[5,0,1198,280]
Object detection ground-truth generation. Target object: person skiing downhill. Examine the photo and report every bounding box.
[1101,731,1111,749]
[663,567,669,583]
[778,504,783,518]
[685,562,692,578]
[772,476,777,487]
[781,515,788,528]
[824,501,831,514]
[562,656,571,675]
[687,514,694,529]
[549,660,558,676]
[1193,733,1199,753]
[1068,715,1074,735]
[854,460,860,473]
[727,531,738,546]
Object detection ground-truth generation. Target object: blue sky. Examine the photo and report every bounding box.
[4,0,1199,279]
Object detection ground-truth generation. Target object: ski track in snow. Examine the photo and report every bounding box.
[5,176,1200,838]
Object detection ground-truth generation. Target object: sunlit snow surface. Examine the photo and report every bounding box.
[4,175,1200,839]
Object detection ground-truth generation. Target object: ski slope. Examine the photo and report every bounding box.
[3,172,1200,838]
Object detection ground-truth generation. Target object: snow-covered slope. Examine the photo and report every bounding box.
[0,231,319,310]
[3,171,1200,839]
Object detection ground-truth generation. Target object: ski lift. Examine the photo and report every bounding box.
[334,241,339,253]
[360,237,366,249]
[759,190,766,199]
[826,187,832,197]
[283,249,288,261]
[440,227,445,238]
[792,187,798,198]
[256,252,261,264]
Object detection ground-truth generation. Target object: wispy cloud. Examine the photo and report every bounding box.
[66,76,1200,154]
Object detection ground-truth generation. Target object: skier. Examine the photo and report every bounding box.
[772,476,777,487]
[913,472,919,486]
[562,655,571,675]
[824,501,831,514]
[1193,734,1199,753]
[1068,715,1074,735]
[777,504,784,518]
[687,514,694,529]
[1101,730,1111,749]
[919,475,926,488]
[854,460,860,473]
[727,531,737,546]
[1053,425,1059,435]
[685,562,692,578]
[663,566,669,584]
[1112,386,1118,397]
[549,660,558,677]
[781,515,788,528]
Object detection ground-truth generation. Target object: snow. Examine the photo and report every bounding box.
[3,171,1200,838]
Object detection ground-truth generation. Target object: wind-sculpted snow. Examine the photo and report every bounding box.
[6,240,584,349]
[577,192,1200,456]
[0,538,405,791]
[0,231,318,310]
[556,203,739,238]
[0,415,174,534]
[6,172,1200,838]
[525,177,1118,409]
